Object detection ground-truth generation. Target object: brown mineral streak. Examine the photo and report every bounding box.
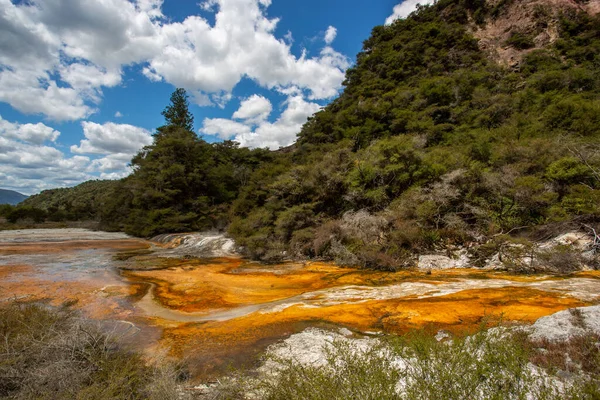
[0,239,150,254]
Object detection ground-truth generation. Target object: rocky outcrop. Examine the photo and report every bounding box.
[529,305,600,342]
[151,232,239,258]
[416,231,597,272]
[484,231,598,272]
[261,327,378,371]
[473,0,600,67]
[417,251,471,270]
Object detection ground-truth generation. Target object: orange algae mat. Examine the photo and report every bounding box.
[123,258,398,312]
[161,286,584,377]
[122,258,596,377]
[123,258,591,315]
[1,238,598,379]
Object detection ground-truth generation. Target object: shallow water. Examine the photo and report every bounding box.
[1,229,599,379]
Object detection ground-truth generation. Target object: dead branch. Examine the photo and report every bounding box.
[582,224,600,254]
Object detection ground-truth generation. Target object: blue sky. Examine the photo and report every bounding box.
[0,0,431,195]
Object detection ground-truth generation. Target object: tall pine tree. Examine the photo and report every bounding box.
[161,88,194,132]
[127,88,212,236]
[103,88,271,237]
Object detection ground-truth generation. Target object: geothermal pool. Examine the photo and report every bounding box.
[1,229,599,379]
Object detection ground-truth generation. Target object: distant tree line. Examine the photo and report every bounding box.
[20,89,273,235]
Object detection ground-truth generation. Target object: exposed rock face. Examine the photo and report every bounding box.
[417,231,597,272]
[417,251,471,270]
[151,232,238,257]
[261,327,380,371]
[473,0,600,67]
[543,232,596,251]
[478,231,598,272]
[529,305,600,341]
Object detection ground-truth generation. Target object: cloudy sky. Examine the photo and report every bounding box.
[0,0,434,195]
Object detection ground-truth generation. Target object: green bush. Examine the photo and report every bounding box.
[6,206,47,224]
[0,205,15,218]
[225,326,600,400]
[274,204,316,242]
[546,157,591,187]
[560,185,600,215]
[506,32,536,49]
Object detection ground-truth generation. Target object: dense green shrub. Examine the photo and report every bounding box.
[0,205,14,218]
[505,31,536,49]
[6,206,47,223]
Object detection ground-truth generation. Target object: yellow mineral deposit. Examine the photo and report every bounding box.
[1,235,598,379]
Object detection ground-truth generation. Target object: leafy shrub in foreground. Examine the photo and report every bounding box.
[221,327,599,400]
[0,303,186,400]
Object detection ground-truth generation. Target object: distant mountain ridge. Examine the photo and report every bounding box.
[0,189,28,205]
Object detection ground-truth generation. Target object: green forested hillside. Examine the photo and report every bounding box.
[21,180,118,221]
[229,0,600,265]
[21,0,600,268]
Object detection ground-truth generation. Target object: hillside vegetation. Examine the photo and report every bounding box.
[21,0,600,269]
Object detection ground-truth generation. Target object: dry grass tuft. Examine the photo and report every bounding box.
[0,302,188,400]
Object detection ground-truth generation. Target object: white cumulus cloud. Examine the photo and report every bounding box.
[324,26,337,44]
[69,121,154,182]
[385,0,436,25]
[0,118,155,194]
[0,0,349,119]
[0,116,60,145]
[71,122,153,155]
[201,118,252,140]
[59,63,121,91]
[232,95,272,123]
[0,69,95,121]
[0,0,162,120]
[144,0,350,103]
[0,114,93,194]
[201,94,320,149]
